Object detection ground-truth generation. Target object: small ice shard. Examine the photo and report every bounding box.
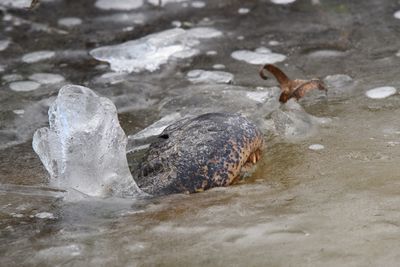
[90,28,222,73]
[206,50,217,56]
[309,144,324,150]
[148,0,187,6]
[237,36,245,40]
[13,109,25,115]
[95,0,143,10]
[35,212,55,219]
[0,39,10,51]
[29,73,65,84]
[365,86,397,99]
[32,85,142,198]
[94,72,128,85]
[58,17,82,28]
[191,1,205,8]
[9,81,40,91]
[268,40,280,46]
[213,64,225,70]
[22,51,55,63]
[238,8,250,14]
[186,69,234,84]
[231,47,286,65]
[394,10,400,19]
[270,0,296,4]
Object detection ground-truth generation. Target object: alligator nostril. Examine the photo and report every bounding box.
[159,134,169,139]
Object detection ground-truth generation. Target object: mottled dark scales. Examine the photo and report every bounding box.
[137,113,264,196]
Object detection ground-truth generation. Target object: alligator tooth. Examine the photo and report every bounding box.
[251,153,257,164]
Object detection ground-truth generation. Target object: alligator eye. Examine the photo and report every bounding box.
[159,134,169,139]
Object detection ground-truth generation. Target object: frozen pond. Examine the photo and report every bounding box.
[2,0,400,266]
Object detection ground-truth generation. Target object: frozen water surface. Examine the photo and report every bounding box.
[29,73,65,84]
[3,1,400,266]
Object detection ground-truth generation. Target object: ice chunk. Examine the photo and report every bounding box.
[0,0,33,8]
[268,40,280,46]
[365,86,397,99]
[186,69,234,84]
[29,73,65,84]
[231,47,286,65]
[309,144,325,150]
[57,17,82,28]
[213,64,225,70]
[90,27,222,73]
[0,39,10,51]
[32,85,142,198]
[191,1,205,8]
[22,51,55,63]
[238,8,250,14]
[271,100,319,140]
[148,0,187,6]
[270,0,296,4]
[394,10,400,19]
[13,109,25,115]
[9,81,40,91]
[35,212,55,219]
[95,0,143,10]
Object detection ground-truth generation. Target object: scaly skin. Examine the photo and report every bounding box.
[136,113,264,196]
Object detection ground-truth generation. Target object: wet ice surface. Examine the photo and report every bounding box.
[365,86,397,99]
[3,0,400,266]
[90,27,222,72]
[186,69,234,84]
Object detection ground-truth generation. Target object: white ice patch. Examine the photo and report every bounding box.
[13,109,25,115]
[206,50,218,56]
[270,0,296,4]
[95,0,143,10]
[9,81,40,91]
[394,10,400,19]
[90,28,222,73]
[35,212,55,219]
[238,8,250,14]
[22,51,55,63]
[0,39,10,51]
[29,73,65,84]
[365,86,397,99]
[0,0,32,8]
[191,1,205,8]
[58,17,82,27]
[32,85,142,198]
[309,144,324,150]
[231,47,286,65]
[148,0,187,6]
[186,69,234,84]
[268,40,280,46]
[213,64,225,70]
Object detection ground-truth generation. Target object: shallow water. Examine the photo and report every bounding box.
[2,0,400,266]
